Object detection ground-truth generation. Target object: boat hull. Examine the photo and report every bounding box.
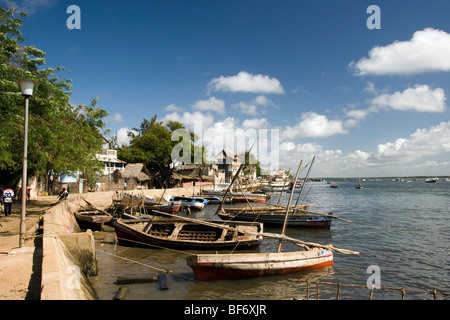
[165,196,208,210]
[145,202,181,214]
[113,218,263,250]
[74,212,112,231]
[186,249,333,281]
[217,211,332,229]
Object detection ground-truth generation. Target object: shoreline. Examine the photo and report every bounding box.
[0,185,220,300]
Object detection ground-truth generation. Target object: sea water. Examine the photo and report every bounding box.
[88,179,449,300]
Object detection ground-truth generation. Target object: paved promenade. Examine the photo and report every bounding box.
[0,196,57,300]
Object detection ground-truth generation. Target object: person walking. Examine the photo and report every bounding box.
[2,187,14,217]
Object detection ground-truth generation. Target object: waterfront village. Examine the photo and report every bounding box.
[26,148,288,198]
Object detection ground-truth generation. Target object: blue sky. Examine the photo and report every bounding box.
[8,0,450,177]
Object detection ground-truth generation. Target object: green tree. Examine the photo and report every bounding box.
[118,115,206,186]
[0,8,108,189]
[238,151,262,177]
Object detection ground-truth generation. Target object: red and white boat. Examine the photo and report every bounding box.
[186,248,333,281]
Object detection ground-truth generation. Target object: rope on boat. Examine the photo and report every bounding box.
[97,249,172,274]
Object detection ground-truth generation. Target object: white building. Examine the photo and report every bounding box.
[95,149,126,175]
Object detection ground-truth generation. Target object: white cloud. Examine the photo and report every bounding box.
[232,102,258,116]
[282,112,347,139]
[161,111,215,129]
[371,85,446,113]
[165,103,183,112]
[1,0,57,13]
[373,121,450,162]
[232,95,278,116]
[208,71,285,94]
[115,127,138,146]
[344,85,447,128]
[350,28,450,75]
[109,113,123,123]
[276,121,450,176]
[241,118,269,129]
[279,141,295,152]
[192,97,225,114]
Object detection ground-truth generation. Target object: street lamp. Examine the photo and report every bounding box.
[16,79,38,248]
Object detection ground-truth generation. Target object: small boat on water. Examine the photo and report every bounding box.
[217,207,334,229]
[425,178,438,183]
[205,191,269,203]
[231,193,268,203]
[143,196,181,214]
[186,248,333,281]
[196,195,231,204]
[164,195,208,210]
[113,216,263,250]
[74,208,113,231]
[356,177,363,189]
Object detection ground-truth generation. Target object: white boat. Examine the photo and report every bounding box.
[356,177,364,189]
[164,195,208,210]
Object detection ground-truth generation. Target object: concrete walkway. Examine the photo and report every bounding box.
[0,196,57,300]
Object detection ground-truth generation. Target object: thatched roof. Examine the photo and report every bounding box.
[124,163,152,181]
[172,172,197,181]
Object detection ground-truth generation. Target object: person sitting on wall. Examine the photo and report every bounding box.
[57,188,69,202]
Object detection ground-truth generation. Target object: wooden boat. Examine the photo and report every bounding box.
[121,212,152,220]
[217,207,333,229]
[231,193,268,203]
[74,208,113,231]
[143,196,181,214]
[186,248,333,281]
[330,184,339,188]
[205,191,269,203]
[187,158,342,281]
[113,216,263,250]
[111,192,145,213]
[200,195,233,204]
[164,195,208,210]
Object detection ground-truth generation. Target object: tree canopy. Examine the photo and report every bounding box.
[0,8,108,188]
[117,115,206,186]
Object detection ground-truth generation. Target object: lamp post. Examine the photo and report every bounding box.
[16,79,38,248]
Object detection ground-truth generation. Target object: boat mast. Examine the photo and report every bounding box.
[277,160,303,253]
[294,156,315,207]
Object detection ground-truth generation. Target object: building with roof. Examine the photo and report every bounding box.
[215,150,242,182]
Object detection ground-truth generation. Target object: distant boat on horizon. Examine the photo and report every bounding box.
[356,177,363,189]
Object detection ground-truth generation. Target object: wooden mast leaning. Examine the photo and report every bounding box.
[214,140,256,216]
[277,160,303,253]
